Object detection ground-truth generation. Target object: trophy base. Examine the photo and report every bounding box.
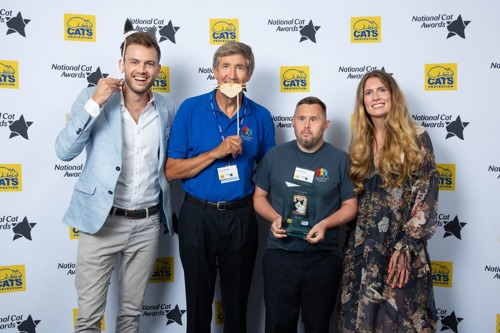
[283,228,309,238]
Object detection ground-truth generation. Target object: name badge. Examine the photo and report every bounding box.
[293,167,315,184]
[218,165,240,184]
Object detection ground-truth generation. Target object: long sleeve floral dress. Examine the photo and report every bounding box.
[339,126,439,333]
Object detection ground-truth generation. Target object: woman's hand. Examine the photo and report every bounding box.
[387,249,409,288]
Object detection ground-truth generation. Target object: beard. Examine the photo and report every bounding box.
[296,134,321,150]
[124,75,154,95]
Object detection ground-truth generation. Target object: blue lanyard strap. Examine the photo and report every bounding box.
[210,91,247,141]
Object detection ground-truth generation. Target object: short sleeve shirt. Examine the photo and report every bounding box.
[168,90,276,202]
[253,140,356,252]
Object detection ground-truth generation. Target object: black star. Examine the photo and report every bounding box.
[12,216,36,241]
[443,216,466,240]
[445,115,469,140]
[6,12,30,37]
[165,304,186,326]
[86,67,109,87]
[158,20,180,44]
[446,15,470,39]
[9,115,33,140]
[16,314,41,333]
[440,311,463,333]
[299,20,320,43]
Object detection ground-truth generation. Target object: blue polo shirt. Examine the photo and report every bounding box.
[168,90,276,202]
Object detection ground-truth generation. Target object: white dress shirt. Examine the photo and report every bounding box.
[85,93,160,210]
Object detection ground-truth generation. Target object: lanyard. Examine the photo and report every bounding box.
[210,91,247,141]
[210,91,247,166]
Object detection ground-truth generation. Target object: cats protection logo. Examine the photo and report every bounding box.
[215,300,224,326]
[73,309,105,330]
[150,257,174,283]
[69,226,80,239]
[431,261,452,288]
[0,164,22,192]
[0,265,26,293]
[64,14,96,42]
[425,63,457,91]
[210,19,238,44]
[0,60,18,89]
[280,66,310,92]
[437,163,455,191]
[351,16,381,43]
[152,66,170,93]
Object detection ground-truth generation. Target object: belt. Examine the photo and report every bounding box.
[110,204,160,219]
[185,194,253,211]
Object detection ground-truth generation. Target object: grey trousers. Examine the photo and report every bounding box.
[74,212,160,333]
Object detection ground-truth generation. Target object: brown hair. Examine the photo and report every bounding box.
[120,31,161,62]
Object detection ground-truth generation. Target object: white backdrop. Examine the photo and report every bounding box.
[1,0,499,332]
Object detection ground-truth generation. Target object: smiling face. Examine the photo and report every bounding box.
[363,77,392,121]
[120,43,160,95]
[292,103,330,153]
[213,54,252,88]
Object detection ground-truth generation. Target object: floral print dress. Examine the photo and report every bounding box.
[339,127,439,333]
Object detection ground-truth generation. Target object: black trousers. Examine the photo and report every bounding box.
[263,249,342,333]
[178,198,258,333]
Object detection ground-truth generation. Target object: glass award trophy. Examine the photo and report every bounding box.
[281,180,318,238]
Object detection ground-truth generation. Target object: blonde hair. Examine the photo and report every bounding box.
[349,70,421,193]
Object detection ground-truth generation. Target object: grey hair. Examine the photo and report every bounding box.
[212,41,255,73]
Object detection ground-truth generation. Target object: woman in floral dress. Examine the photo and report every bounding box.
[339,70,439,332]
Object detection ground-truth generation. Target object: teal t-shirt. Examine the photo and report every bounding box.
[253,140,355,253]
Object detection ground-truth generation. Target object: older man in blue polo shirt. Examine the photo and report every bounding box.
[166,41,275,333]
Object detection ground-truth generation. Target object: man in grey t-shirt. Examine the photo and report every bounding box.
[253,96,357,333]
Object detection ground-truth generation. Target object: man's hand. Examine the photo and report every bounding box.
[270,217,287,238]
[91,78,123,108]
[305,221,326,244]
[213,135,242,159]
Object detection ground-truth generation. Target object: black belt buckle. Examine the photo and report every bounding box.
[216,201,229,211]
[123,209,144,219]
[110,206,154,219]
